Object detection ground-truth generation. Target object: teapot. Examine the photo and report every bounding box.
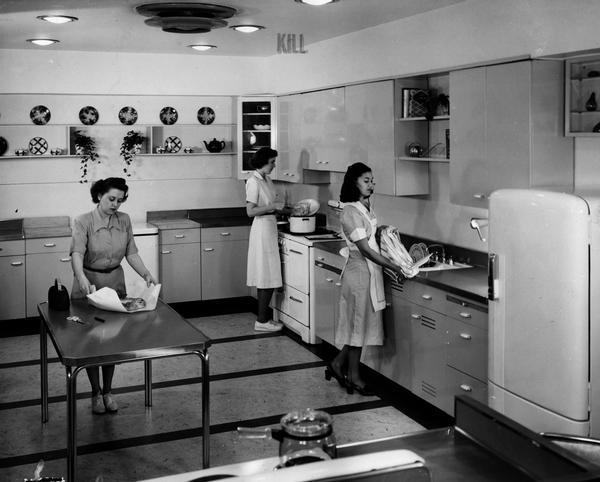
[203,138,226,153]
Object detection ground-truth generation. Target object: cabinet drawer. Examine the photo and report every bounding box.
[445,366,488,415]
[444,294,488,329]
[406,281,447,314]
[0,239,25,256]
[25,236,71,254]
[159,228,201,245]
[201,225,250,243]
[314,248,345,270]
[273,284,309,326]
[446,317,488,381]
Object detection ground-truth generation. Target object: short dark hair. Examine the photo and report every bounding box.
[251,147,278,169]
[340,162,372,202]
[90,177,129,204]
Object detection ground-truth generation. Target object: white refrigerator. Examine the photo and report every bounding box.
[488,188,600,437]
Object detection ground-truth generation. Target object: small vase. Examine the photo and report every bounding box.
[586,92,597,111]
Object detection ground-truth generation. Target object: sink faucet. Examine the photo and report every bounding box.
[470,218,489,242]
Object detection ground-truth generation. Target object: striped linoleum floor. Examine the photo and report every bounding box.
[0,311,450,481]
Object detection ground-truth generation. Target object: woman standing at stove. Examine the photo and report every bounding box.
[246,147,291,332]
[326,162,415,395]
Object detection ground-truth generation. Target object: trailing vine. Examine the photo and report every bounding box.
[120,130,145,177]
[73,130,99,183]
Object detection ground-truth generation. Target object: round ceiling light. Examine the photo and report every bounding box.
[230,25,264,33]
[27,39,60,46]
[295,0,338,5]
[188,44,216,51]
[37,15,78,24]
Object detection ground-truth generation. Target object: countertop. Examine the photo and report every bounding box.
[313,240,487,305]
[0,216,73,241]
[148,208,251,230]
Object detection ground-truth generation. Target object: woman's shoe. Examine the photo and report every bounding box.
[325,363,346,388]
[346,381,375,396]
[92,394,106,414]
[103,392,118,412]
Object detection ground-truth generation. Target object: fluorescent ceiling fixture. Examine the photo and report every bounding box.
[188,44,216,51]
[295,0,338,5]
[230,25,264,33]
[27,38,60,46]
[37,15,78,24]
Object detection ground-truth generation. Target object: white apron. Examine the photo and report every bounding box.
[341,201,386,312]
[246,171,282,289]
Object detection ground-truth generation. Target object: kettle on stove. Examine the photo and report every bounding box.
[203,138,226,153]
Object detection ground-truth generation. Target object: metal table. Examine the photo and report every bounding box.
[38,299,211,482]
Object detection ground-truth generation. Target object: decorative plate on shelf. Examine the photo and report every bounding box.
[0,136,7,156]
[164,136,182,153]
[160,106,178,125]
[197,106,215,125]
[28,136,48,155]
[119,106,138,125]
[79,106,99,125]
[30,105,51,125]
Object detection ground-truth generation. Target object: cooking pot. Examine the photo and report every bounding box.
[238,408,337,467]
[289,215,316,233]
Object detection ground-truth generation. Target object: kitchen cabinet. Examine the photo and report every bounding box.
[159,227,201,303]
[313,247,343,346]
[200,226,249,300]
[566,55,600,135]
[281,238,310,293]
[450,60,573,207]
[25,236,73,317]
[237,97,274,179]
[0,240,26,320]
[302,88,347,172]
[275,94,330,184]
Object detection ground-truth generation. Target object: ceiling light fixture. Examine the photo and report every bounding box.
[188,44,216,51]
[295,0,338,5]
[26,38,60,46]
[137,3,236,34]
[37,15,78,24]
[230,25,264,33]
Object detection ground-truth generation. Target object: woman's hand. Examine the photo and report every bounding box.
[143,272,158,287]
[77,273,94,295]
[400,265,419,279]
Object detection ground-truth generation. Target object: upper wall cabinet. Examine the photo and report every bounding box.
[449,60,573,208]
[237,96,274,180]
[566,56,600,136]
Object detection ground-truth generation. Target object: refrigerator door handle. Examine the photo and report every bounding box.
[488,253,499,301]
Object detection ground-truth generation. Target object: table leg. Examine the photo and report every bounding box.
[200,350,210,468]
[66,366,81,482]
[144,359,153,407]
[40,319,48,423]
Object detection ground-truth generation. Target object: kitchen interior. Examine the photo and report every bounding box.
[3,0,600,480]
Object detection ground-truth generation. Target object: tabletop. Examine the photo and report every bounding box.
[38,299,211,366]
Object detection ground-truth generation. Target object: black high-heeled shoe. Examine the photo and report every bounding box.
[325,363,347,388]
[346,381,375,396]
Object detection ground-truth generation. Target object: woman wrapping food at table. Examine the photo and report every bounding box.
[70,177,157,414]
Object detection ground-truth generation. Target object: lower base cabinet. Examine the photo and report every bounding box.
[201,239,248,300]
[0,240,26,320]
[160,242,201,303]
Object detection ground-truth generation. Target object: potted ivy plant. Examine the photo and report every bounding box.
[73,130,99,183]
[120,130,145,177]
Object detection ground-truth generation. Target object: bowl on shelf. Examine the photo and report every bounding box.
[252,124,270,130]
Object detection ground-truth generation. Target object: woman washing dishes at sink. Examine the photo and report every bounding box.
[326,162,417,395]
[246,147,292,332]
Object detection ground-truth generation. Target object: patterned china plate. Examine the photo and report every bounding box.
[119,106,138,125]
[30,105,51,125]
[164,136,182,153]
[197,106,215,125]
[29,136,48,155]
[79,106,99,125]
[0,136,7,156]
[160,106,178,125]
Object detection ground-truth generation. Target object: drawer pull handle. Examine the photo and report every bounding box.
[459,333,472,340]
[174,234,185,239]
[473,193,486,200]
[411,314,421,320]
[326,278,333,283]
[335,282,342,287]
[11,261,23,266]
[60,257,71,262]
[460,384,473,392]
[421,294,432,300]
[289,296,303,303]
[44,243,56,247]
[290,249,303,255]
[203,248,215,252]
[220,232,231,236]
[317,256,325,261]
[161,250,172,254]
[459,312,472,319]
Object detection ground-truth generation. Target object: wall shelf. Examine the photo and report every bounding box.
[397,156,450,163]
[396,115,450,122]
